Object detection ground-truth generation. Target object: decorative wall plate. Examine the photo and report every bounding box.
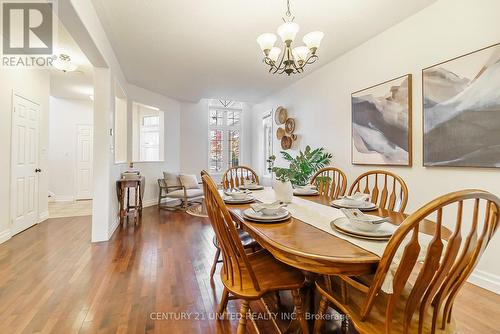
[281,135,292,150]
[285,118,295,133]
[276,127,285,140]
[275,106,288,125]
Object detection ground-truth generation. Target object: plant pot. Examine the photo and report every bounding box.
[273,180,294,203]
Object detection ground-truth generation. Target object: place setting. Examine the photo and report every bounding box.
[293,184,319,196]
[330,208,396,241]
[330,192,377,211]
[238,179,265,191]
[222,189,256,204]
[242,201,291,223]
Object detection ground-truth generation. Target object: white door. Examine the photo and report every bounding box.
[10,94,39,235]
[75,125,93,200]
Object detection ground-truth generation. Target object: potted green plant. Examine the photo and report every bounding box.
[272,146,332,201]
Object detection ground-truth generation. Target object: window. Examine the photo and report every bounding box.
[132,102,165,162]
[208,105,242,173]
[140,115,160,161]
[263,113,273,176]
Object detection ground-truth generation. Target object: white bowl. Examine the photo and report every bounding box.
[251,202,285,216]
[228,191,248,200]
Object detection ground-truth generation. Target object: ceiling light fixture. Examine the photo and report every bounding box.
[257,0,324,75]
[52,54,78,72]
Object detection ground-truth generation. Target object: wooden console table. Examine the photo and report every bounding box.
[116,177,144,224]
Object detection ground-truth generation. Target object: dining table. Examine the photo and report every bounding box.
[227,189,450,277]
[224,187,451,332]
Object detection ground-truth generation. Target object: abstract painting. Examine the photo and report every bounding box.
[423,43,500,168]
[351,74,412,166]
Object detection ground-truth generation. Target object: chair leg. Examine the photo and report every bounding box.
[292,289,309,334]
[237,300,250,334]
[313,295,329,334]
[210,248,221,280]
[217,287,229,316]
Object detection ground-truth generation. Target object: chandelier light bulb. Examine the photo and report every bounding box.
[268,47,282,62]
[292,46,309,62]
[256,33,277,53]
[303,31,324,50]
[277,22,300,43]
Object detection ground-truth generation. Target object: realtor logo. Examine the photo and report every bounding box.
[2,1,53,55]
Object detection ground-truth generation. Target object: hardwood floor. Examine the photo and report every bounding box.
[0,206,499,333]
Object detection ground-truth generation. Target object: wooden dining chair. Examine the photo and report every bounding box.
[200,170,258,280]
[311,167,347,199]
[222,166,259,190]
[349,170,409,213]
[202,173,309,334]
[314,189,500,334]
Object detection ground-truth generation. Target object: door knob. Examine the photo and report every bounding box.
[35,168,41,173]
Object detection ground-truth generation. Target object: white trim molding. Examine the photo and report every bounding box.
[469,269,500,295]
[0,229,11,244]
[38,211,49,223]
[108,217,120,239]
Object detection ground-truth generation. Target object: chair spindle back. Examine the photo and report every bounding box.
[349,170,409,213]
[222,166,259,190]
[311,167,347,199]
[361,189,500,334]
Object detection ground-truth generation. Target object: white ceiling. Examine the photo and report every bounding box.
[50,18,93,100]
[91,0,436,103]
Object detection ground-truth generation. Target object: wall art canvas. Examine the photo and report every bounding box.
[351,74,412,165]
[423,43,500,167]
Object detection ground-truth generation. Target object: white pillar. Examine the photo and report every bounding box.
[91,67,115,242]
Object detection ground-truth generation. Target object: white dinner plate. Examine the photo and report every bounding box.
[223,196,256,204]
[330,199,377,211]
[331,217,396,240]
[243,208,291,223]
[293,189,319,196]
[239,184,264,190]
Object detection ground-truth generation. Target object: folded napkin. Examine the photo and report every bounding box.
[343,192,370,201]
[250,201,286,212]
[243,179,257,186]
[341,208,389,224]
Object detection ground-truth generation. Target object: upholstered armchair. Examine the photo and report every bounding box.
[158,172,203,210]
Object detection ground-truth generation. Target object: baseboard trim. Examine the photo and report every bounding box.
[468,269,500,295]
[0,229,11,244]
[108,217,120,239]
[142,198,179,208]
[38,210,49,223]
[142,198,158,208]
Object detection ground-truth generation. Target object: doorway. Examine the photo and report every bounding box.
[10,93,40,235]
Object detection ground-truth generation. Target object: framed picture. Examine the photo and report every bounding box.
[422,43,500,168]
[351,74,412,166]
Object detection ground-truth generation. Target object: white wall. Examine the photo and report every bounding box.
[48,97,93,201]
[0,69,50,244]
[114,96,127,163]
[251,0,500,292]
[180,99,254,182]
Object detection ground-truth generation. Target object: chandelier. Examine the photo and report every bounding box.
[256,0,324,75]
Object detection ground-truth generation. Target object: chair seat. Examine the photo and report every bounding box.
[221,249,304,299]
[317,277,457,334]
[167,188,203,198]
[212,230,256,249]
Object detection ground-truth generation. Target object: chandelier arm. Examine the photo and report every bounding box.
[271,45,287,74]
[304,54,319,65]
